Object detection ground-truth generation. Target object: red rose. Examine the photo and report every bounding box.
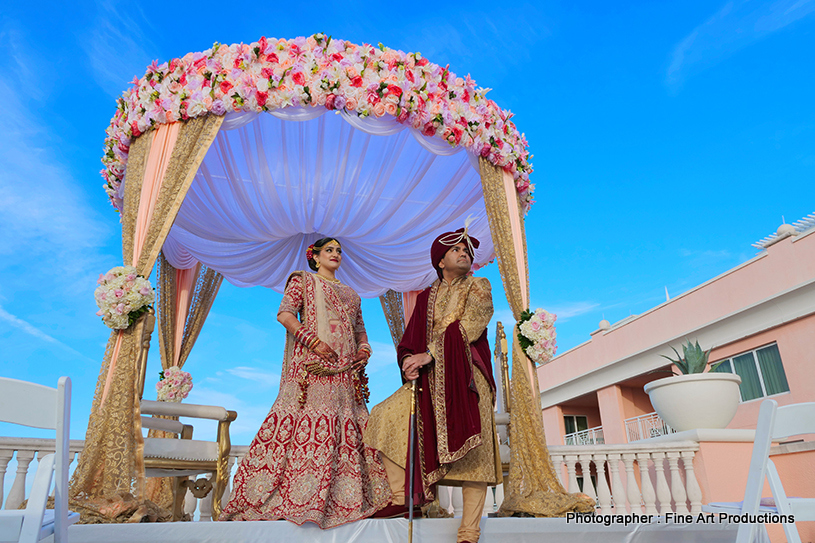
[258,37,268,53]
[194,56,207,70]
[367,92,379,105]
[261,67,273,79]
[267,52,279,63]
[417,57,429,66]
[462,89,470,102]
[332,53,343,62]
[453,126,463,144]
[219,80,233,94]
[179,73,187,86]
[257,91,268,107]
[406,70,414,83]
[422,122,436,137]
[398,109,409,123]
[234,58,242,69]
[292,72,305,86]
[325,94,336,110]
[480,143,491,157]
[387,84,402,97]
[350,75,363,87]
[130,121,141,137]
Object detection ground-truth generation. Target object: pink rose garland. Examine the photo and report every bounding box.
[101,34,534,213]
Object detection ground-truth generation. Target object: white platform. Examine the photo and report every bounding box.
[68,516,760,543]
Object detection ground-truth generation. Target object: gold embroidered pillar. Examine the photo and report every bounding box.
[69,114,224,523]
[480,158,594,516]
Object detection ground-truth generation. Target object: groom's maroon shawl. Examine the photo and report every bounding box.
[397,283,496,503]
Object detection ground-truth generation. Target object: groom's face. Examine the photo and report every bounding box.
[438,242,472,278]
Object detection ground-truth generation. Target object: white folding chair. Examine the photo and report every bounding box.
[707,399,815,543]
[0,377,79,543]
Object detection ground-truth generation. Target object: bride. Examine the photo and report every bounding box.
[219,238,391,527]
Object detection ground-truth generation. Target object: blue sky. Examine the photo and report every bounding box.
[1,1,814,449]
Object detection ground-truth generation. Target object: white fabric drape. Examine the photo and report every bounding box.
[162,110,494,296]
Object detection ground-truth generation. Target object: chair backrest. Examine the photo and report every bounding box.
[0,376,71,542]
[738,399,815,543]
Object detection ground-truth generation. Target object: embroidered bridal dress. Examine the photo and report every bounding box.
[219,271,391,527]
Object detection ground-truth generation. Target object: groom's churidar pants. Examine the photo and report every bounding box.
[382,455,487,543]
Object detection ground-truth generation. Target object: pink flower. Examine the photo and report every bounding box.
[325,94,336,110]
[114,289,124,298]
[291,72,305,86]
[345,97,358,111]
[115,303,125,315]
[373,102,386,117]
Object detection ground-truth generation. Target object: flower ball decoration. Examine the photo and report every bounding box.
[94,266,155,330]
[102,34,534,213]
[156,366,193,402]
[518,308,558,365]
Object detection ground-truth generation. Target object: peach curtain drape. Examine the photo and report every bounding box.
[479,158,594,517]
[69,115,224,523]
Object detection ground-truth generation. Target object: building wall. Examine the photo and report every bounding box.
[538,229,815,444]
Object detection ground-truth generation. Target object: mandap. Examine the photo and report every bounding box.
[69,34,588,521]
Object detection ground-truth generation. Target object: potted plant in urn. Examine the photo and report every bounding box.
[643,340,742,432]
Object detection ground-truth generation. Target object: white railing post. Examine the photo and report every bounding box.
[593,453,612,514]
[6,450,36,510]
[565,455,579,494]
[578,453,597,504]
[438,485,452,516]
[681,450,703,514]
[183,475,198,519]
[652,451,672,515]
[0,450,13,509]
[451,486,464,517]
[494,483,504,511]
[622,453,641,513]
[667,452,688,513]
[636,452,657,515]
[607,453,625,514]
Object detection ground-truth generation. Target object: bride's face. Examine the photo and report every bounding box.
[316,242,342,272]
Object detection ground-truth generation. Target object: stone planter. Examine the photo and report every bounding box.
[643,373,742,432]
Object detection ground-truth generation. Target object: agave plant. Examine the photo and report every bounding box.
[662,340,724,375]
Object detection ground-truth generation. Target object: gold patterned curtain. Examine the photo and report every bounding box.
[69,115,224,523]
[480,158,594,516]
[379,289,406,347]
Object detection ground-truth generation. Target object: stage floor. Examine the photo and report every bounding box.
[68,516,764,543]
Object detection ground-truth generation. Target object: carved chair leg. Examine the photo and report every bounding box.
[212,467,227,520]
[172,476,187,521]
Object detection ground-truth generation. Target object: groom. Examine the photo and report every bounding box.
[370,226,501,543]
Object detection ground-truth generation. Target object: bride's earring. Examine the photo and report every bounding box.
[315,261,321,269]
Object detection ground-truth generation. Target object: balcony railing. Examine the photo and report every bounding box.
[625,412,676,442]
[2,436,711,518]
[564,425,605,445]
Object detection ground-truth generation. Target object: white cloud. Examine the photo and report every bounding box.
[224,366,280,388]
[667,0,815,88]
[0,304,94,362]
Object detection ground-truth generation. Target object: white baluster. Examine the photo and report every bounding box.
[636,453,657,515]
[451,486,464,517]
[552,454,565,487]
[652,452,672,515]
[494,483,504,511]
[438,485,451,516]
[199,474,214,521]
[593,453,612,514]
[0,450,14,509]
[183,476,198,520]
[607,454,625,514]
[666,452,688,513]
[622,453,641,513]
[482,486,494,516]
[681,451,703,514]
[565,455,579,494]
[6,450,35,510]
[222,457,236,509]
[577,454,597,504]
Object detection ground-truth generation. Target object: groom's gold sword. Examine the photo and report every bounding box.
[407,379,417,543]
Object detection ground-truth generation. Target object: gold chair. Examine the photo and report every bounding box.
[134,312,238,521]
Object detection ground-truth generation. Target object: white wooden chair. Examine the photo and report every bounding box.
[0,377,79,543]
[706,399,815,543]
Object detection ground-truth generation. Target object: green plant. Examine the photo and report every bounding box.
[662,340,724,375]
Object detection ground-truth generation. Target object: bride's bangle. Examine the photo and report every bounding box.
[357,342,372,357]
[294,326,320,350]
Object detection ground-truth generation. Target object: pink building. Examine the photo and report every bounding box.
[537,216,815,541]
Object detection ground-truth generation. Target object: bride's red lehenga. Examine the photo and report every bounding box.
[219,271,391,527]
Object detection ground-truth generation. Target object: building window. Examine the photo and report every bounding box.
[711,343,790,402]
[564,415,588,435]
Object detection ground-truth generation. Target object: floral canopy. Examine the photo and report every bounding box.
[70,34,587,522]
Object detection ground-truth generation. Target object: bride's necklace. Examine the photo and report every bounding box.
[317,273,341,284]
